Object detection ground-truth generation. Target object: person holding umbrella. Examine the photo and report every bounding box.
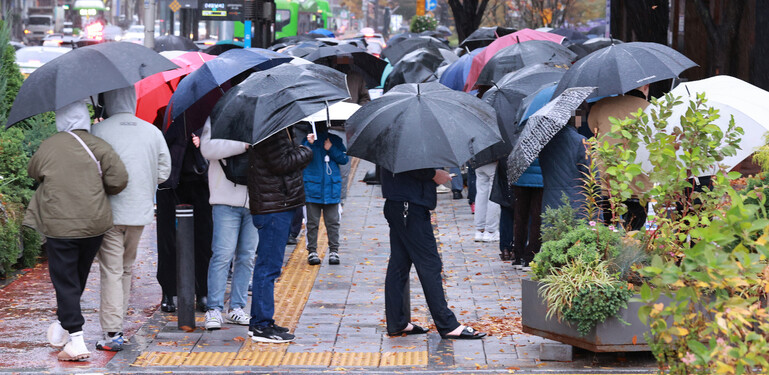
[26,101,128,361]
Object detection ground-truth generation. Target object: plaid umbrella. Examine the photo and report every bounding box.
[507,86,595,184]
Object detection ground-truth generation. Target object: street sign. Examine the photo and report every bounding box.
[425,0,436,12]
[416,0,424,16]
[169,0,181,12]
[197,0,244,20]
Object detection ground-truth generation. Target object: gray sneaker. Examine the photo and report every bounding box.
[328,251,340,265]
[250,325,295,343]
[95,332,124,352]
[205,309,223,330]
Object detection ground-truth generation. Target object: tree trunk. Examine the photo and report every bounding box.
[693,0,747,76]
[448,0,489,43]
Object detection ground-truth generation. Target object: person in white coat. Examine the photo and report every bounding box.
[194,118,258,330]
[90,87,171,351]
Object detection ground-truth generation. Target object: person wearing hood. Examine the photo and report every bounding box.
[25,100,128,361]
[90,87,171,352]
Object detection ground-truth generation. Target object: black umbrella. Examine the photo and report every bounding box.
[281,41,326,57]
[552,42,697,100]
[303,43,388,85]
[346,82,501,173]
[383,47,444,92]
[475,40,575,87]
[154,34,199,52]
[549,28,587,43]
[482,63,569,145]
[204,43,243,55]
[210,64,350,145]
[507,86,595,184]
[580,37,623,54]
[567,42,591,60]
[459,26,516,51]
[6,42,179,127]
[382,36,451,64]
[387,32,420,47]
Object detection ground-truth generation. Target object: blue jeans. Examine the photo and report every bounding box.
[250,210,294,328]
[207,205,258,311]
[450,167,463,192]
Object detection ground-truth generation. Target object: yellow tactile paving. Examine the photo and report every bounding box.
[132,351,190,367]
[232,350,285,366]
[281,351,333,366]
[182,351,238,366]
[380,351,429,366]
[331,351,381,367]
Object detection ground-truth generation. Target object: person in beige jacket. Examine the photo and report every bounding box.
[24,100,128,362]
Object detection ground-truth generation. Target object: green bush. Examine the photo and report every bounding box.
[410,15,438,33]
[532,221,621,280]
[563,281,633,336]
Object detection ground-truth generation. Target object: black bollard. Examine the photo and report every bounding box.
[175,204,195,330]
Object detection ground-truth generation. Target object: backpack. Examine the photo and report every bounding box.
[219,152,249,185]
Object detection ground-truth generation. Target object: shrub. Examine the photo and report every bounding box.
[532,221,621,280]
[410,15,438,33]
[563,281,634,336]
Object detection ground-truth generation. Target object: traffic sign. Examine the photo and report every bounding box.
[416,0,424,16]
[169,0,181,12]
[426,0,436,12]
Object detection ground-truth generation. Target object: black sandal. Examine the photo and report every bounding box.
[387,324,429,336]
[441,326,486,340]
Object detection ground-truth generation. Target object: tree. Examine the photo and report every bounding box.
[692,0,747,76]
[510,0,576,29]
[340,0,363,20]
[447,0,490,43]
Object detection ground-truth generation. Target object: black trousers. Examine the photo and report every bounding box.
[383,200,459,336]
[47,236,103,333]
[156,179,213,298]
[512,186,543,263]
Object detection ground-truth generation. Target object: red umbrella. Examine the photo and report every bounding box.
[134,51,215,125]
[463,29,565,92]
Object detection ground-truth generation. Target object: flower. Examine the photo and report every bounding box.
[681,352,696,365]
[588,221,596,227]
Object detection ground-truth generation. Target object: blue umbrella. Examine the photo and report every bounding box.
[167,48,292,123]
[309,28,335,38]
[438,48,483,91]
[379,58,393,88]
[518,84,557,123]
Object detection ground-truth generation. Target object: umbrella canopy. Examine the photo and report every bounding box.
[459,26,516,51]
[439,48,484,91]
[203,42,243,55]
[346,82,501,173]
[281,41,327,57]
[507,86,596,184]
[135,51,215,124]
[167,48,293,124]
[6,42,179,127]
[382,36,451,64]
[309,28,335,37]
[387,32,420,47]
[464,28,565,92]
[383,47,445,92]
[302,101,361,123]
[210,64,350,145]
[303,43,388,85]
[581,37,624,54]
[474,40,575,88]
[438,49,459,65]
[550,28,587,43]
[154,35,198,52]
[635,75,769,172]
[553,42,697,100]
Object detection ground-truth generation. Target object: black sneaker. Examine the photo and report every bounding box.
[328,252,340,265]
[250,325,295,343]
[307,251,320,265]
[248,323,290,336]
[286,235,298,245]
[452,190,462,199]
[511,258,522,270]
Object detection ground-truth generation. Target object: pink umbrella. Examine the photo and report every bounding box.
[135,51,215,125]
[463,29,565,92]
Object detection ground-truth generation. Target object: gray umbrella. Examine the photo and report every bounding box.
[6,42,179,127]
[507,86,595,184]
[475,40,575,87]
[383,47,445,92]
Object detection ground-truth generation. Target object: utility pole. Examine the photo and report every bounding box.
[143,0,155,49]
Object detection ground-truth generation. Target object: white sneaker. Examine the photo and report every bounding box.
[47,320,69,349]
[57,331,90,362]
[474,231,485,242]
[205,309,223,330]
[483,231,499,242]
[436,185,452,194]
[226,307,250,326]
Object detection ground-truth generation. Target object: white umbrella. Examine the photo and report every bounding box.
[302,101,361,123]
[636,75,769,173]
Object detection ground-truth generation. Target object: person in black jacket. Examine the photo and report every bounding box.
[381,167,486,340]
[246,129,313,343]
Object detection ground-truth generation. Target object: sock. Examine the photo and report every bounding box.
[68,331,89,353]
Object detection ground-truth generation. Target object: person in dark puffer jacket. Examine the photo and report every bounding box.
[246,128,312,343]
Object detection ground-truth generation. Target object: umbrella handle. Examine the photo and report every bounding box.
[311,121,317,140]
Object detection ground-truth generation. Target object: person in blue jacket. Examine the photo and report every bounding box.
[302,125,349,265]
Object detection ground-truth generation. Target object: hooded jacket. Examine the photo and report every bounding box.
[539,126,589,215]
[199,118,250,208]
[247,129,313,214]
[302,131,349,205]
[91,87,171,226]
[24,101,129,238]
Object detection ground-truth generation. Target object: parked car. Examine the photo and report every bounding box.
[15,46,70,76]
[122,24,145,44]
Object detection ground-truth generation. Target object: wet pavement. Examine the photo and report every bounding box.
[0,160,657,374]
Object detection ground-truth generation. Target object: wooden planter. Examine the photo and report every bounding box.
[521,278,655,352]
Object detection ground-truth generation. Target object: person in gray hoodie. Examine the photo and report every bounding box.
[194,118,258,330]
[90,87,171,352]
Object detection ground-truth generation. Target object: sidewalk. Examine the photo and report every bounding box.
[0,160,656,374]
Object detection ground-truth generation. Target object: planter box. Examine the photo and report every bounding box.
[521,278,653,352]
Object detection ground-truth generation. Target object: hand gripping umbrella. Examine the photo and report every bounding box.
[209,64,350,145]
[474,40,575,88]
[6,42,180,127]
[507,86,596,184]
[552,42,697,100]
[345,82,502,173]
